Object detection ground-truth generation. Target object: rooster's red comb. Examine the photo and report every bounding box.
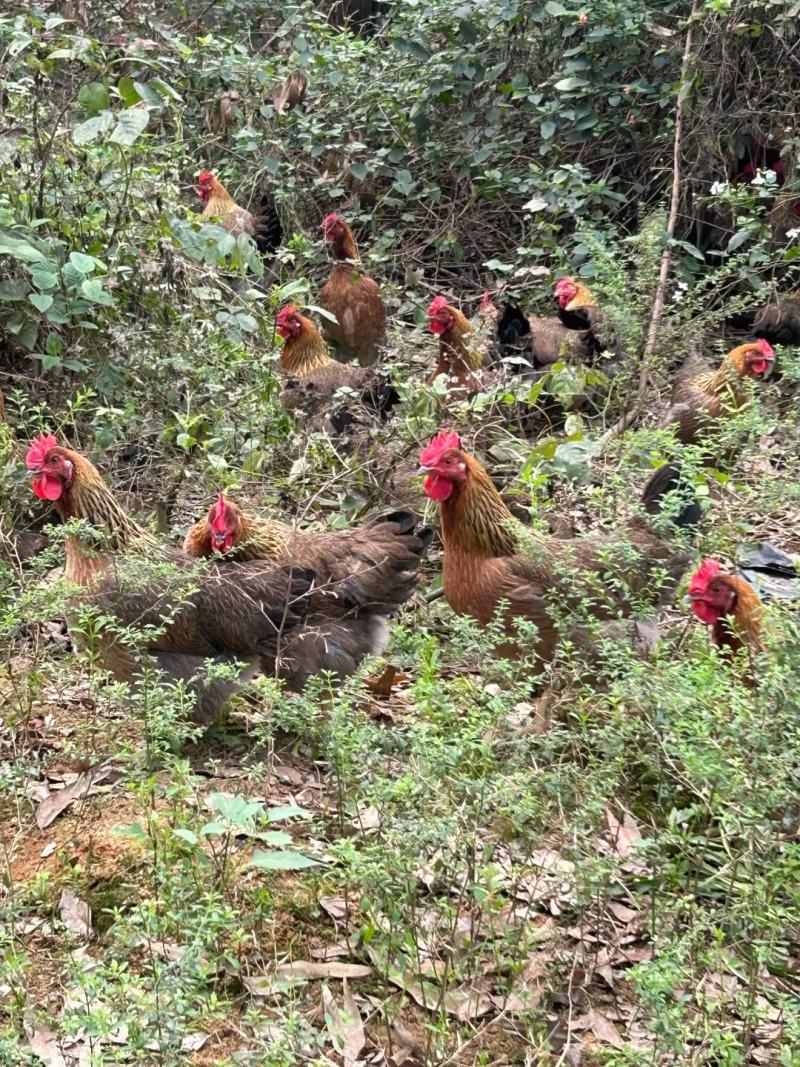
[420,430,462,467]
[25,433,59,471]
[554,277,576,294]
[277,304,299,323]
[689,558,721,596]
[209,491,230,529]
[322,213,342,235]
[427,295,451,317]
[198,170,214,183]
[756,338,774,358]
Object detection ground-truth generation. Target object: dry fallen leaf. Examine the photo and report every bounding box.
[23,1021,68,1067]
[36,765,112,829]
[605,808,642,858]
[59,889,92,939]
[273,71,308,115]
[589,1008,624,1049]
[363,664,408,697]
[319,895,349,922]
[322,980,365,1067]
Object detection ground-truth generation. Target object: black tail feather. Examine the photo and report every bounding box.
[641,463,702,530]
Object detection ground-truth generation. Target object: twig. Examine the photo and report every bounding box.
[598,0,701,451]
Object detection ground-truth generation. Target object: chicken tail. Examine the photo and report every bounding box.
[640,463,702,531]
[251,190,283,256]
[362,370,400,419]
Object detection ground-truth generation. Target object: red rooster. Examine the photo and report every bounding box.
[420,430,700,666]
[318,213,386,366]
[25,434,313,723]
[184,493,431,688]
[688,558,764,657]
[197,171,282,259]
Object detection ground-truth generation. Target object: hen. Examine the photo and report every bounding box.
[748,296,800,347]
[197,171,282,260]
[276,305,397,431]
[420,430,700,666]
[318,213,386,366]
[660,340,774,445]
[689,558,764,659]
[427,296,484,394]
[480,292,592,369]
[554,277,624,361]
[25,435,313,723]
[184,493,431,688]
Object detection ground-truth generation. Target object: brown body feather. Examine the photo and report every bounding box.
[428,305,484,393]
[318,222,386,366]
[661,344,764,444]
[278,311,396,428]
[709,575,765,657]
[184,500,431,688]
[557,282,623,360]
[433,451,697,666]
[751,297,800,346]
[33,447,312,723]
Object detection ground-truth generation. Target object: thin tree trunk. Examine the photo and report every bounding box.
[599,0,701,450]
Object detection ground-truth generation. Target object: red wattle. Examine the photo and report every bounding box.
[423,474,453,502]
[32,474,62,501]
[429,321,448,336]
[751,359,770,375]
[691,600,720,626]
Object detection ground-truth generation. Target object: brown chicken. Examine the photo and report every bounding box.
[480,293,592,369]
[276,305,397,430]
[554,277,623,361]
[318,213,386,366]
[420,430,700,666]
[184,493,431,688]
[660,340,774,444]
[427,296,484,394]
[25,434,314,723]
[688,558,764,658]
[197,171,282,259]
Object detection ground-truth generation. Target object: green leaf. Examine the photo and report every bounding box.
[117,77,141,107]
[350,162,368,181]
[267,804,310,822]
[46,333,63,357]
[727,228,751,252]
[173,828,199,845]
[134,81,167,109]
[78,82,110,115]
[393,169,415,196]
[554,77,589,91]
[30,269,59,290]
[545,0,568,13]
[0,237,46,264]
[540,119,557,140]
[69,251,96,274]
[200,821,227,836]
[256,830,294,846]
[80,279,115,306]
[28,292,53,312]
[73,111,114,146]
[110,108,150,147]
[249,850,320,870]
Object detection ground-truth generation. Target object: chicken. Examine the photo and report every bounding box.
[688,558,764,658]
[427,296,484,394]
[660,340,774,444]
[553,277,623,361]
[276,305,398,431]
[25,434,314,723]
[318,213,386,366]
[749,297,800,347]
[480,293,592,369]
[197,170,282,259]
[184,493,432,688]
[420,430,700,666]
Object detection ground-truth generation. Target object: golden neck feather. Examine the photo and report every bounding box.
[331,224,360,261]
[58,453,154,552]
[567,283,597,309]
[439,456,523,558]
[281,319,333,375]
[439,309,481,372]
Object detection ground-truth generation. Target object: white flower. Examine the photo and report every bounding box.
[786,228,800,241]
[710,180,728,195]
[750,171,765,186]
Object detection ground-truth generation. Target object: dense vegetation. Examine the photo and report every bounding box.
[1,1,799,1063]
